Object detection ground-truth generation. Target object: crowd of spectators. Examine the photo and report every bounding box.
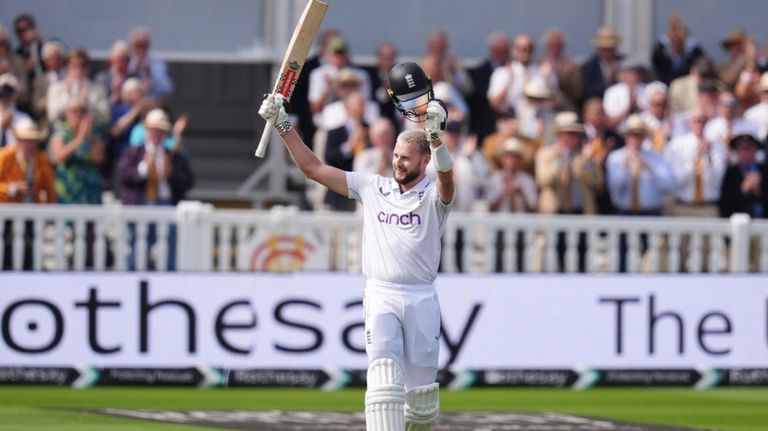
[0,14,193,208]
[290,13,768,223]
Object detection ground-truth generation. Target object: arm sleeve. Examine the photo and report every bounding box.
[345,171,375,203]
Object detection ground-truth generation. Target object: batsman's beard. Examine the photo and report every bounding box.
[394,164,421,185]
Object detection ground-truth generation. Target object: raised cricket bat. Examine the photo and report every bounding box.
[255,0,329,158]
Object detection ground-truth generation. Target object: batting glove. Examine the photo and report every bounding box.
[425,98,448,141]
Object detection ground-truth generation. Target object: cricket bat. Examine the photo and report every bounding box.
[255,0,329,158]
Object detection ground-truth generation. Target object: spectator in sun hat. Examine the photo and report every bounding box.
[0,117,55,203]
[582,26,623,101]
[117,108,193,206]
[717,29,749,90]
[719,132,766,218]
[515,77,556,149]
[487,137,537,214]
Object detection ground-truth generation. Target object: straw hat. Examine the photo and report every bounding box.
[721,29,746,50]
[523,78,552,99]
[145,108,171,131]
[0,73,19,91]
[554,111,585,134]
[624,114,647,136]
[592,27,621,49]
[335,68,362,88]
[499,137,526,156]
[13,118,43,141]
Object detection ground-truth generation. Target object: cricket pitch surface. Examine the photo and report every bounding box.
[88,409,705,430]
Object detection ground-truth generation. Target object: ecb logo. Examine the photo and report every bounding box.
[405,73,415,89]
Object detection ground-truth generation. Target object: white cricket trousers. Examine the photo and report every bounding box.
[363,280,441,391]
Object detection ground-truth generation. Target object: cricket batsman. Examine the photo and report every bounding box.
[258,62,454,431]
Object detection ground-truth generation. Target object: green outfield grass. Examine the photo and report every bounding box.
[1,387,767,431]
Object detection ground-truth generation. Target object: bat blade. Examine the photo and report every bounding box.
[255,0,329,158]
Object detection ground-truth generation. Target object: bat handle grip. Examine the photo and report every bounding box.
[254,117,274,158]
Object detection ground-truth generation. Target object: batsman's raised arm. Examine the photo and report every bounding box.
[258,94,348,197]
[425,99,455,205]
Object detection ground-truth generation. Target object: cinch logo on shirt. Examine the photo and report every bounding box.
[377,210,422,226]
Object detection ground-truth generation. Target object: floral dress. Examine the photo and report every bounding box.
[54,123,103,204]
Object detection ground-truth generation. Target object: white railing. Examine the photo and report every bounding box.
[0,202,767,273]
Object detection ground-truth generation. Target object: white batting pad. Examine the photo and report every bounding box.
[365,358,406,431]
[405,382,440,431]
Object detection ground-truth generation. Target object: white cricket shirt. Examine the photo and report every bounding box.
[346,172,454,286]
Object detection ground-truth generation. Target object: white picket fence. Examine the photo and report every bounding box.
[0,202,767,273]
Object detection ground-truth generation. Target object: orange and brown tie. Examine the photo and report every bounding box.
[146,156,159,202]
[693,155,704,204]
[630,156,642,212]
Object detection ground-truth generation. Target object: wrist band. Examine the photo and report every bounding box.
[431,143,453,172]
[274,120,292,136]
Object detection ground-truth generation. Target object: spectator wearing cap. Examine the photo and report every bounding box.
[31,40,66,131]
[516,78,556,149]
[718,29,749,90]
[704,90,754,151]
[540,28,581,111]
[607,114,675,216]
[319,67,380,131]
[603,61,648,130]
[368,43,399,126]
[127,27,173,101]
[651,12,707,85]
[719,133,766,219]
[117,108,193,206]
[665,107,727,218]
[640,82,674,154]
[744,72,768,141]
[0,73,32,147]
[487,137,537,213]
[353,118,395,177]
[0,118,55,203]
[49,98,104,204]
[582,27,622,101]
[536,112,602,215]
[47,48,109,127]
[488,33,556,115]
[323,91,369,212]
[668,57,717,114]
[469,32,510,145]
[0,24,29,109]
[309,36,371,125]
[95,40,136,106]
